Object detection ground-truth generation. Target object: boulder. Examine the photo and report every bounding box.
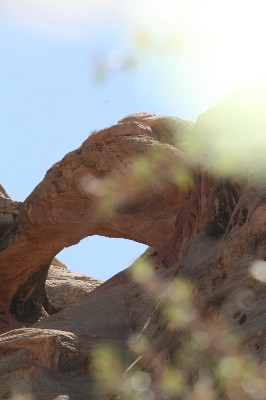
[46,259,103,311]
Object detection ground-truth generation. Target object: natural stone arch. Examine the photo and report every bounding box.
[1,84,266,399]
[0,114,193,323]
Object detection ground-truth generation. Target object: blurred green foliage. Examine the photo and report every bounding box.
[92,254,266,400]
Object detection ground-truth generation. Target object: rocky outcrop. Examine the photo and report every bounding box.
[1,85,266,399]
[0,186,21,252]
[0,257,163,399]
[0,113,193,323]
[46,259,103,311]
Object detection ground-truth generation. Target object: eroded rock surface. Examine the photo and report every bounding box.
[0,113,193,321]
[46,259,103,311]
[1,96,266,399]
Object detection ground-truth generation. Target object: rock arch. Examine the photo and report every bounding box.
[0,113,193,322]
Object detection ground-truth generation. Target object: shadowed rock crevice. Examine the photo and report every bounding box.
[204,179,242,237]
[10,264,51,323]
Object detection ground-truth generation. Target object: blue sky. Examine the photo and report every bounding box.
[1,1,265,280]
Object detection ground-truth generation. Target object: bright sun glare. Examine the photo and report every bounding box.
[1,0,266,99]
[187,0,266,91]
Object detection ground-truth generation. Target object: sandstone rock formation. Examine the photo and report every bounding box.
[0,113,193,324]
[46,259,103,312]
[0,88,266,399]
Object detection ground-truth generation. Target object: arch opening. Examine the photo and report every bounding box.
[57,235,148,281]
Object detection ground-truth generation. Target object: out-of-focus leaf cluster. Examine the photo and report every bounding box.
[89,89,266,398]
[92,256,266,400]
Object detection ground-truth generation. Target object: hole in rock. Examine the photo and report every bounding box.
[238,314,247,325]
[233,311,241,319]
[57,236,148,281]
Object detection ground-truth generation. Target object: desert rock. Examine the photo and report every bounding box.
[0,94,266,399]
[0,113,193,322]
[46,259,103,311]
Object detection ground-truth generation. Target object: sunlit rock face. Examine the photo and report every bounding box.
[1,91,266,399]
[46,259,103,312]
[0,113,193,321]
